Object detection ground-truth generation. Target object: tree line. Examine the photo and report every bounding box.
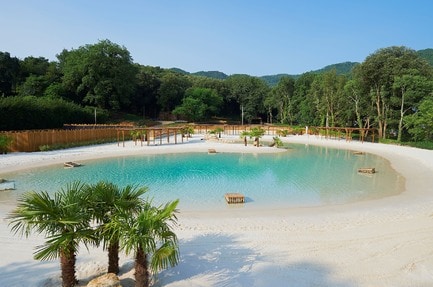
[1,40,433,141]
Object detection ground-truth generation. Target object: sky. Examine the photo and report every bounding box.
[1,0,432,76]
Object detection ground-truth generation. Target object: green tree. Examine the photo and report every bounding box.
[309,70,348,127]
[392,74,433,141]
[0,51,20,96]
[106,199,180,287]
[264,77,295,124]
[8,182,94,287]
[172,87,223,122]
[263,88,278,124]
[293,72,317,125]
[58,39,137,110]
[17,57,62,98]
[344,64,375,134]
[274,76,295,124]
[357,46,432,139]
[133,65,163,118]
[19,56,51,78]
[87,181,147,274]
[405,98,433,141]
[226,75,269,123]
[157,72,191,113]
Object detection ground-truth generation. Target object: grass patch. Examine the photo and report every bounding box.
[39,139,118,151]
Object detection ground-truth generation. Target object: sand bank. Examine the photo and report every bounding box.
[1,134,433,286]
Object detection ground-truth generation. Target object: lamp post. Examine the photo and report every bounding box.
[241,104,244,126]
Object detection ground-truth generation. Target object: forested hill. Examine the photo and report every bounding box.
[171,62,359,86]
[417,48,433,66]
[171,49,432,87]
[260,62,360,86]
[169,68,229,79]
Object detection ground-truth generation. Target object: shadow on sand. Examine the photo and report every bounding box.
[0,233,356,287]
[155,233,356,287]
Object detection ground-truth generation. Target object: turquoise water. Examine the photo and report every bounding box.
[1,144,405,211]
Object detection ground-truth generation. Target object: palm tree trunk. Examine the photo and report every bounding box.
[108,240,120,274]
[135,247,150,287]
[60,249,77,287]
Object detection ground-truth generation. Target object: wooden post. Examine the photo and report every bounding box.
[167,128,170,143]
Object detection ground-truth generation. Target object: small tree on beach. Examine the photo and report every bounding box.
[0,134,13,154]
[8,181,94,287]
[87,181,148,274]
[106,199,180,287]
[240,127,265,147]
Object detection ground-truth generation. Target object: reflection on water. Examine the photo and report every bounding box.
[0,144,405,211]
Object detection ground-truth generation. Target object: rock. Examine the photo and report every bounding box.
[86,273,121,287]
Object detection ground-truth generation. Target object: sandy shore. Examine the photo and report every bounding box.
[1,134,433,287]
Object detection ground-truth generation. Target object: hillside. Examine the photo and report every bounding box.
[170,48,432,86]
[417,48,433,66]
[169,68,229,79]
[259,62,359,86]
[312,61,359,75]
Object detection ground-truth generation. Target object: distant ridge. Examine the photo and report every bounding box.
[169,68,229,79]
[259,62,359,86]
[169,48,432,86]
[192,71,228,79]
[417,48,433,66]
[259,74,294,86]
[312,61,359,75]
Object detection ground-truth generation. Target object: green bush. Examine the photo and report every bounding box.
[0,134,13,154]
[277,129,289,137]
[0,96,107,130]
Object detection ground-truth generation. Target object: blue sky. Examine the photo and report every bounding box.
[1,0,432,76]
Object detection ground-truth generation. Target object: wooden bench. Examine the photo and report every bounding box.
[225,193,245,204]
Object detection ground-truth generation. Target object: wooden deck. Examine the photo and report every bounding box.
[225,193,245,204]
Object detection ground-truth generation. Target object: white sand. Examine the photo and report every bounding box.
[1,134,433,287]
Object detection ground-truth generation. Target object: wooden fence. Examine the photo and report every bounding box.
[1,125,376,153]
[2,129,119,152]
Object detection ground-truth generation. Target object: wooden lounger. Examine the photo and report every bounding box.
[225,193,245,204]
[358,167,375,174]
[64,162,82,168]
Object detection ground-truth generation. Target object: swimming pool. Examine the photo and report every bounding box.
[1,144,405,211]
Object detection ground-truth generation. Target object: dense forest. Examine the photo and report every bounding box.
[1,40,433,142]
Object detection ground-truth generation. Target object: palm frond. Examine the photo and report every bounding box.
[150,241,180,271]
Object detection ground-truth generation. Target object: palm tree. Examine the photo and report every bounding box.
[8,181,94,287]
[106,199,180,287]
[240,127,265,147]
[88,181,147,274]
[249,127,265,147]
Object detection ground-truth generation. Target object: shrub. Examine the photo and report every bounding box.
[0,134,13,154]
